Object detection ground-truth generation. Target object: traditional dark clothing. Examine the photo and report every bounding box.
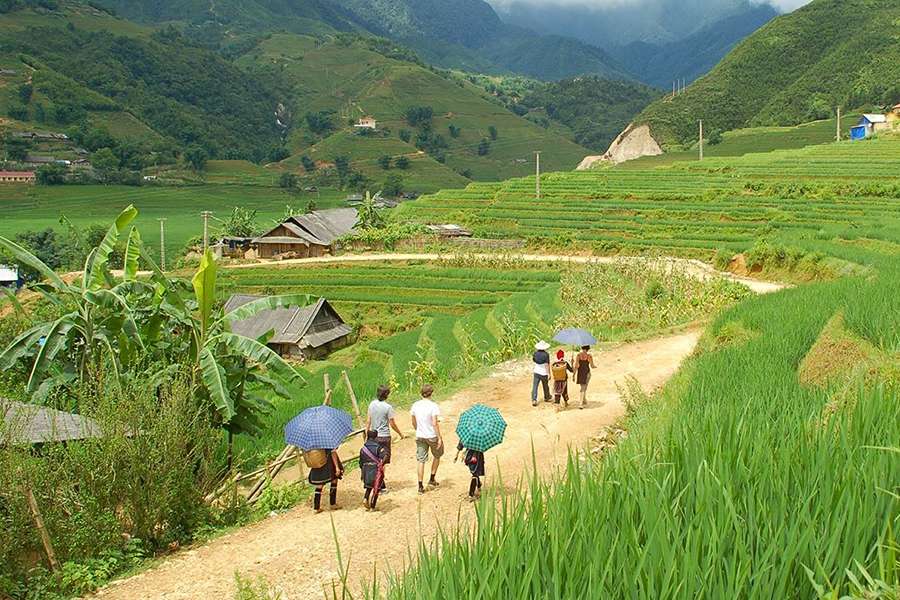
[457,441,485,498]
[308,450,343,510]
[360,439,387,509]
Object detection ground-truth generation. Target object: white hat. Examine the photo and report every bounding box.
[535,340,550,351]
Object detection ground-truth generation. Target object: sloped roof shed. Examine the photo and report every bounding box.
[1,399,103,446]
[224,295,352,351]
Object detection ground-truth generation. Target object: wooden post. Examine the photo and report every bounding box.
[699,119,704,161]
[836,106,842,142]
[25,487,59,572]
[341,370,363,429]
[295,447,306,482]
[323,373,333,406]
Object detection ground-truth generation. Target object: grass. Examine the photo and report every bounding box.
[399,137,900,263]
[361,134,900,600]
[0,183,346,261]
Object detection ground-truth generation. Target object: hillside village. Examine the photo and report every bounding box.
[0,0,899,598]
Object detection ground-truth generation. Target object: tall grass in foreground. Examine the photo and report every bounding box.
[367,277,900,599]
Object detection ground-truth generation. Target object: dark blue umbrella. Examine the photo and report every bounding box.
[553,328,598,347]
[284,405,353,450]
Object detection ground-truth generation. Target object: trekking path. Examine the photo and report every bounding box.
[96,331,700,600]
[221,252,785,295]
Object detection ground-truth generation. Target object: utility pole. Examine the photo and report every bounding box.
[534,151,541,200]
[699,120,704,161]
[836,106,842,142]
[672,81,676,99]
[201,211,212,253]
[158,218,167,271]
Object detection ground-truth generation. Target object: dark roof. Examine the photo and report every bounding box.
[1,400,103,445]
[224,295,352,349]
[254,208,357,247]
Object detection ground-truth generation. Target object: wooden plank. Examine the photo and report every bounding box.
[341,370,364,429]
[323,372,333,406]
[25,486,59,572]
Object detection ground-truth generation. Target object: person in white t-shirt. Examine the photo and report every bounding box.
[410,384,443,495]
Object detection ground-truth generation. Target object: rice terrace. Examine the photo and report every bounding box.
[0,0,898,598]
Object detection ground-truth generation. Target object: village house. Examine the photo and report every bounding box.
[224,295,353,360]
[850,114,890,140]
[887,103,900,125]
[0,265,21,289]
[0,171,35,184]
[354,116,377,130]
[1,399,103,446]
[253,208,357,259]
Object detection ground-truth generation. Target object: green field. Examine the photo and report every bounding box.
[372,131,900,600]
[400,137,900,258]
[223,260,564,460]
[0,183,345,260]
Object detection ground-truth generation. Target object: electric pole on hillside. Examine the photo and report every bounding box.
[534,151,541,200]
[158,218,167,271]
[201,211,213,253]
[836,107,842,141]
[699,120,704,161]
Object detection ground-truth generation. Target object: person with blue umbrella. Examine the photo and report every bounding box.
[284,405,353,513]
[553,328,598,409]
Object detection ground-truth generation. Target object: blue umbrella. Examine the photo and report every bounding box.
[284,405,353,450]
[553,328,598,347]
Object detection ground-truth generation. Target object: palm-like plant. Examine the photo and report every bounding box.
[356,190,386,230]
[0,206,307,437]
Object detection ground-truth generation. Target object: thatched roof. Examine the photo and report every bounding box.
[0,399,103,445]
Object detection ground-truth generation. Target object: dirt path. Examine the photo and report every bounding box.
[221,253,785,295]
[95,331,700,600]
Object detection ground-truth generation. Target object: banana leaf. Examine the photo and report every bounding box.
[222,293,314,326]
[199,347,234,421]
[0,322,52,370]
[87,205,138,291]
[219,331,305,385]
[192,250,216,339]
[0,235,66,290]
[26,313,77,393]
[123,227,141,281]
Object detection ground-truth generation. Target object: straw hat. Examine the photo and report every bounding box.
[535,340,550,351]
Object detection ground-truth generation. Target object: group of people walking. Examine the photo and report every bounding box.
[531,341,595,409]
[307,383,485,513]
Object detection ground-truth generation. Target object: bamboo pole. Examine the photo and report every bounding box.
[341,370,363,429]
[323,372,333,406]
[246,445,293,503]
[25,486,59,572]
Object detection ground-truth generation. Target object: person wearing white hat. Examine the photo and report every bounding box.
[531,340,552,406]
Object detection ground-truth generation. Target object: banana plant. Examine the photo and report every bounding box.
[0,205,152,399]
[187,250,310,434]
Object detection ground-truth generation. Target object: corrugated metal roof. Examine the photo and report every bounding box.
[254,236,311,245]
[862,114,887,123]
[288,208,358,245]
[1,399,103,445]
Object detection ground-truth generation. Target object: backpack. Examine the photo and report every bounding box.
[551,361,569,380]
[304,448,327,469]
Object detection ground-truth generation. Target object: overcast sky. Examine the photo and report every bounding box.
[491,0,812,12]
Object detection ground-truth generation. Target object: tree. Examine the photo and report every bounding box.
[7,103,28,121]
[304,110,336,135]
[399,129,412,143]
[404,105,433,128]
[268,146,290,162]
[334,155,350,180]
[185,145,208,171]
[278,172,298,190]
[221,207,258,237]
[448,124,461,138]
[377,155,392,170]
[5,136,30,161]
[382,173,403,198]
[17,83,33,104]
[36,164,67,185]
[478,138,491,156]
[395,156,410,170]
[488,125,498,140]
[300,155,316,172]
[92,147,119,172]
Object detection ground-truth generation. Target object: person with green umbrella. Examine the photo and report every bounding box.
[454,404,506,500]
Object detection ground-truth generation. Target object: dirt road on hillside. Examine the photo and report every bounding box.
[222,253,785,295]
[95,331,700,600]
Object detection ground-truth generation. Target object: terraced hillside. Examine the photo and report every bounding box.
[399,138,900,257]
[224,260,563,458]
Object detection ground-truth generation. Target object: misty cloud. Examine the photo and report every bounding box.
[490,0,812,11]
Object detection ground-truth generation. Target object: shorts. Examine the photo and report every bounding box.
[415,437,444,463]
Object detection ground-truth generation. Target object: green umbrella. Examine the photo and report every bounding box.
[456,404,506,452]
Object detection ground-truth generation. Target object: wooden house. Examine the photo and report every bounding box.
[253,208,357,259]
[224,295,353,360]
[0,171,35,184]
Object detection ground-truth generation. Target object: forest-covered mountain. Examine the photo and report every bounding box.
[95,0,629,81]
[633,0,900,148]
[612,4,778,88]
